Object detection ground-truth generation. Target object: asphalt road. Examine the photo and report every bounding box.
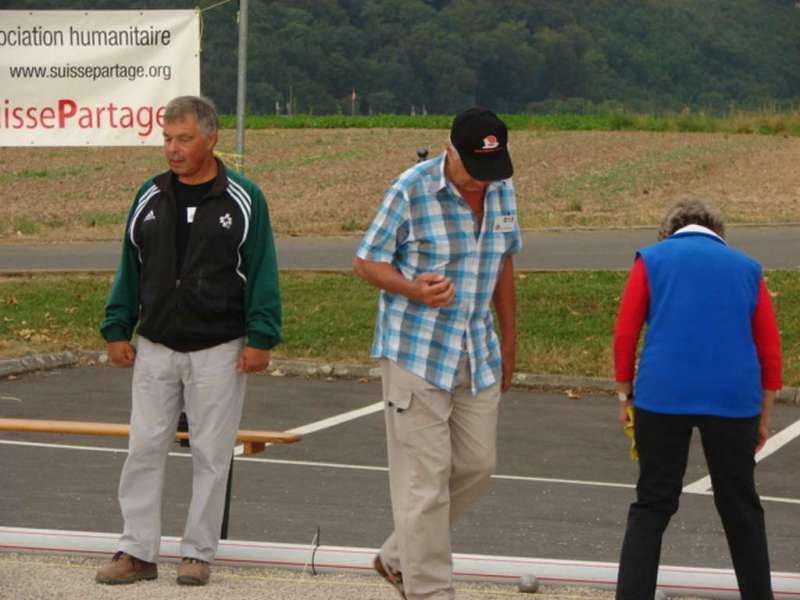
[1,366,798,572]
[0,226,797,273]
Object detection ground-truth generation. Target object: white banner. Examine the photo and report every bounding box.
[0,10,200,146]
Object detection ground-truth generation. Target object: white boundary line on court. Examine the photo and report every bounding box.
[683,417,800,494]
[3,401,799,505]
[285,401,383,434]
[233,401,384,455]
[3,438,800,505]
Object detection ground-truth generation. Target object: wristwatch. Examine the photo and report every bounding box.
[617,391,633,403]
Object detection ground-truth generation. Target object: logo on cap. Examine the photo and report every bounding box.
[475,134,502,154]
[482,135,499,150]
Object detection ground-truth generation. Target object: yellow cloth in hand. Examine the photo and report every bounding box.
[623,405,638,461]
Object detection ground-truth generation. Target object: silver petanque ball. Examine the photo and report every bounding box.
[517,574,539,593]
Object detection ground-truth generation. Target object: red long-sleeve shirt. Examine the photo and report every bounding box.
[614,257,782,389]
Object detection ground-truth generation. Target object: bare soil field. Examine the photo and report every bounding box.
[1,128,799,242]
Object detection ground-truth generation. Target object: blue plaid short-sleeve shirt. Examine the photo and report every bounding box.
[356,152,522,394]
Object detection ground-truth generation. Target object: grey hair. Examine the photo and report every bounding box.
[657,198,725,241]
[164,95,218,135]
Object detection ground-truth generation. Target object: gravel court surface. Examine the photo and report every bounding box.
[1,366,799,577]
[0,552,640,600]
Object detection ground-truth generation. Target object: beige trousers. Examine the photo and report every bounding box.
[379,358,501,600]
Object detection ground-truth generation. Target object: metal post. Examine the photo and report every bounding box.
[176,411,190,448]
[220,456,234,539]
[235,0,248,173]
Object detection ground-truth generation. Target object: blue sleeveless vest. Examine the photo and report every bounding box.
[635,232,762,417]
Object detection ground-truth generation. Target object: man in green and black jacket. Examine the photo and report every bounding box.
[96,96,281,587]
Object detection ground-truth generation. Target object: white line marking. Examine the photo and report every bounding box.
[755,418,800,462]
[684,417,800,494]
[681,477,709,494]
[237,455,387,472]
[0,439,190,459]
[759,494,800,506]
[234,401,384,455]
[236,457,637,489]
[0,439,635,490]
[686,489,800,506]
[286,401,384,435]
[493,474,635,490]
[1,440,129,454]
[4,438,800,505]
[4,408,800,506]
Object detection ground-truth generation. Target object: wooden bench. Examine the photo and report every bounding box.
[0,417,301,455]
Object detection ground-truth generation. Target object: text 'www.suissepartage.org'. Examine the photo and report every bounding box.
[8,63,173,82]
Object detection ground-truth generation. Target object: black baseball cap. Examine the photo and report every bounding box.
[450,107,513,181]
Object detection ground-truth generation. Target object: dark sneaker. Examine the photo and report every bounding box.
[177,557,211,586]
[95,551,157,585]
[373,554,406,599]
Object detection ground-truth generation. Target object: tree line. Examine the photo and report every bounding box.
[7,0,800,115]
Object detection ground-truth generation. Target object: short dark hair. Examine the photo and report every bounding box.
[164,95,218,136]
[658,198,725,240]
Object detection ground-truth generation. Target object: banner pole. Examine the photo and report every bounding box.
[235,0,248,173]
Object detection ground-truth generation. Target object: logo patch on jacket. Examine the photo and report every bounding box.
[219,213,233,229]
[143,210,156,222]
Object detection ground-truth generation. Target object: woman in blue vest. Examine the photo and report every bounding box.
[613,199,782,600]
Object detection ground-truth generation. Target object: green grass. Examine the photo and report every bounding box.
[13,218,38,235]
[765,271,800,385]
[218,110,800,137]
[0,218,42,237]
[0,275,111,353]
[1,272,798,385]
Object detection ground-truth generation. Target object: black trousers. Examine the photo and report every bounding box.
[616,408,773,600]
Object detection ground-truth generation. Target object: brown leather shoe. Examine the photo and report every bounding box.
[373,554,406,599]
[177,557,211,586]
[95,551,157,585]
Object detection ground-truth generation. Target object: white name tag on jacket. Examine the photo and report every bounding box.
[187,207,197,223]
[493,214,516,233]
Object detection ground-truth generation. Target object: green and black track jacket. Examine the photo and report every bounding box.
[100,159,281,352]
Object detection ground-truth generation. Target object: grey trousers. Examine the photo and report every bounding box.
[117,336,246,563]
[379,358,502,600]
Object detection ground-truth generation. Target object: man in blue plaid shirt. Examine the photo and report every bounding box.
[354,107,521,600]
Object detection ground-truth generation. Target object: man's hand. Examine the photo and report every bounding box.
[618,399,633,426]
[500,336,516,392]
[756,389,776,453]
[411,273,455,307]
[237,346,271,373]
[107,341,136,368]
[617,382,633,426]
[353,259,454,308]
[756,419,770,453]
